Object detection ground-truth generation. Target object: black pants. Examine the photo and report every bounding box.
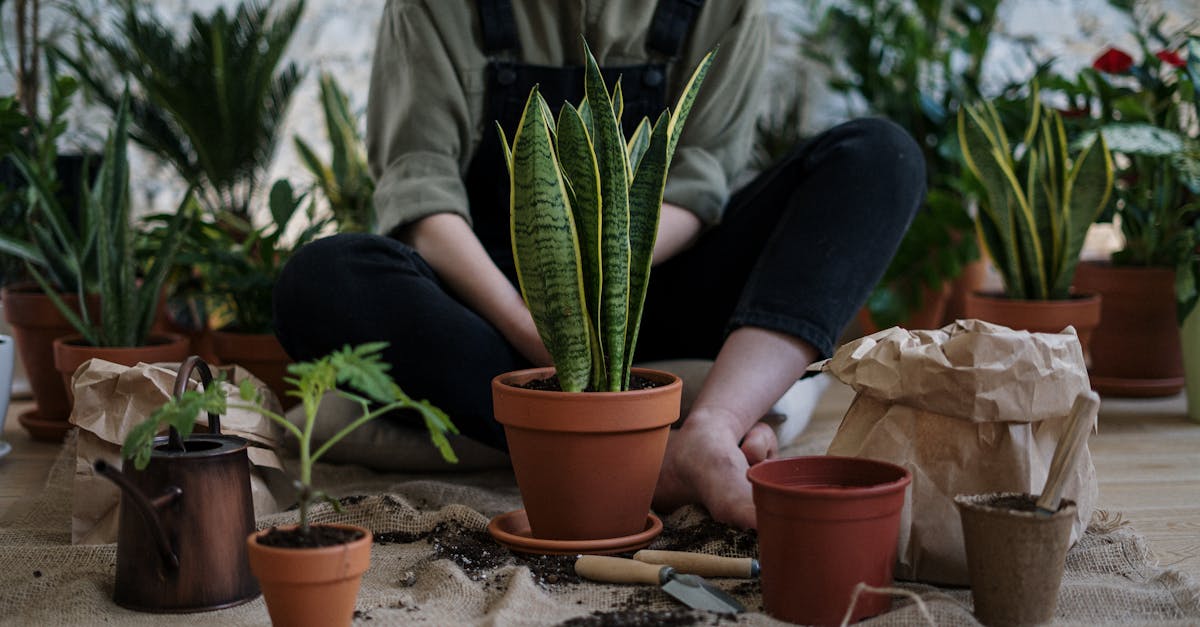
[274,118,926,449]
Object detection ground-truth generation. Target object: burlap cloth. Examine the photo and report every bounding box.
[1,431,1197,626]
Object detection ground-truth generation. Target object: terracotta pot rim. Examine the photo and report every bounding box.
[1079,260,1177,273]
[954,492,1077,521]
[967,291,1100,305]
[52,332,189,352]
[248,523,373,556]
[747,455,912,500]
[493,366,682,399]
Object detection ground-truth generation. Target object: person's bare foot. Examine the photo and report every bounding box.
[653,410,772,529]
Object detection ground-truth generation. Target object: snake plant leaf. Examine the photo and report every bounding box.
[667,48,716,157]
[583,40,631,390]
[623,110,672,383]
[994,143,1047,299]
[627,117,652,176]
[578,97,595,144]
[495,122,513,178]
[509,86,592,391]
[556,101,608,390]
[539,94,558,138]
[1053,131,1113,298]
[959,106,1025,297]
[612,78,624,126]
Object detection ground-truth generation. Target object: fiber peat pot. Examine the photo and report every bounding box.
[52,333,190,406]
[211,329,294,409]
[247,524,372,627]
[747,455,911,626]
[1073,262,1184,397]
[491,366,682,541]
[956,493,1076,627]
[964,291,1101,349]
[2,284,99,440]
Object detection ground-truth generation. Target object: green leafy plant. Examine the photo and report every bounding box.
[1,89,192,347]
[58,0,304,223]
[123,342,458,534]
[294,73,375,233]
[496,42,712,392]
[958,86,1115,300]
[803,0,999,326]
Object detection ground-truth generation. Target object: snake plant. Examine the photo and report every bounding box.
[498,41,713,392]
[958,86,1115,300]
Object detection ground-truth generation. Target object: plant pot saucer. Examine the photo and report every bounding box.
[487,509,662,555]
[17,409,73,441]
[1089,374,1185,398]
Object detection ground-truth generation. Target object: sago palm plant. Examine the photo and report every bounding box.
[498,41,713,392]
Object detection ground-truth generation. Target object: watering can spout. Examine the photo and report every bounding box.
[94,459,182,570]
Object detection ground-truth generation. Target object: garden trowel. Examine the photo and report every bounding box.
[575,555,745,613]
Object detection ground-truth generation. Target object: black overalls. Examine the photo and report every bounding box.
[274,0,927,451]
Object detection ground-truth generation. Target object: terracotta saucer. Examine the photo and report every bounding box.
[1090,375,1185,398]
[487,510,663,556]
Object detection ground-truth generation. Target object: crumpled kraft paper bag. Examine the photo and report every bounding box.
[817,319,1098,585]
[68,358,288,545]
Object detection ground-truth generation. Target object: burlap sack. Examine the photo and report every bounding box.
[818,319,1098,585]
[67,359,288,544]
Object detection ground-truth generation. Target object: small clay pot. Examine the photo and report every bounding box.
[956,493,1077,627]
[211,330,294,409]
[964,291,1101,349]
[492,367,682,541]
[747,456,912,626]
[247,524,372,627]
[52,333,190,406]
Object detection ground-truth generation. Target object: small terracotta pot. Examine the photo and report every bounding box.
[1,284,99,440]
[247,524,372,627]
[52,333,191,406]
[1182,307,1200,424]
[858,282,953,334]
[964,291,1101,349]
[211,330,294,409]
[956,493,1077,627]
[747,456,912,626]
[1074,262,1184,397]
[492,367,682,541]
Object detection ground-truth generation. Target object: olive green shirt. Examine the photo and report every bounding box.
[366,0,768,236]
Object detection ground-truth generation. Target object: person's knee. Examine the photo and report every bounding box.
[832,117,926,185]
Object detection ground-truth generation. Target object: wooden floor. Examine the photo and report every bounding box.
[2,381,1198,580]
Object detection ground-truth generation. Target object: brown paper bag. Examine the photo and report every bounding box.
[818,319,1097,585]
[68,358,288,544]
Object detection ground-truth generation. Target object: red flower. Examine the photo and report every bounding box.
[1058,106,1089,119]
[1155,49,1186,67]
[1093,48,1134,73]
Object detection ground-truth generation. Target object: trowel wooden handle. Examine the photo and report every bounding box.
[1037,391,1100,513]
[632,550,759,578]
[575,555,665,585]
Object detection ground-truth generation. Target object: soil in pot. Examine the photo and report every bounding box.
[258,526,364,548]
[247,524,373,627]
[955,492,1076,627]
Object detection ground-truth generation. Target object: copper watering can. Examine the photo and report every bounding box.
[94,356,260,612]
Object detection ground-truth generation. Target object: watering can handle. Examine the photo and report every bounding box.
[167,356,221,451]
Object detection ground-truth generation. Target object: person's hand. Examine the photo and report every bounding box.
[653,409,778,529]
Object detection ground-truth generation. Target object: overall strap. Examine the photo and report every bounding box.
[648,0,706,58]
[476,0,520,55]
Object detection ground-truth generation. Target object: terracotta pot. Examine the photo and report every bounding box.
[1073,262,1184,397]
[1,284,99,440]
[858,281,953,334]
[964,291,1101,349]
[247,524,372,627]
[211,330,294,409]
[956,493,1077,627]
[53,333,191,406]
[747,456,911,626]
[944,257,990,325]
[1183,307,1200,424]
[492,367,682,541]
[152,292,219,365]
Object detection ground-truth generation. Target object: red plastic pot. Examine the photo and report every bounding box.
[748,456,912,626]
[492,367,681,541]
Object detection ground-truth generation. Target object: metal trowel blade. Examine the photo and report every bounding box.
[661,572,745,613]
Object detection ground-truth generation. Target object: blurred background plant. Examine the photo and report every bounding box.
[293,73,375,233]
[794,0,1004,328]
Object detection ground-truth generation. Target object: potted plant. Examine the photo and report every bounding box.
[1053,15,1199,396]
[803,0,996,331]
[958,85,1115,346]
[139,343,457,627]
[293,73,375,234]
[486,42,711,544]
[11,91,193,407]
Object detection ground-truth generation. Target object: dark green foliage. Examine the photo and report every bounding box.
[293,73,375,233]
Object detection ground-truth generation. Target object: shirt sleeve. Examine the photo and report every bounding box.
[663,3,769,226]
[366,1,475,236]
